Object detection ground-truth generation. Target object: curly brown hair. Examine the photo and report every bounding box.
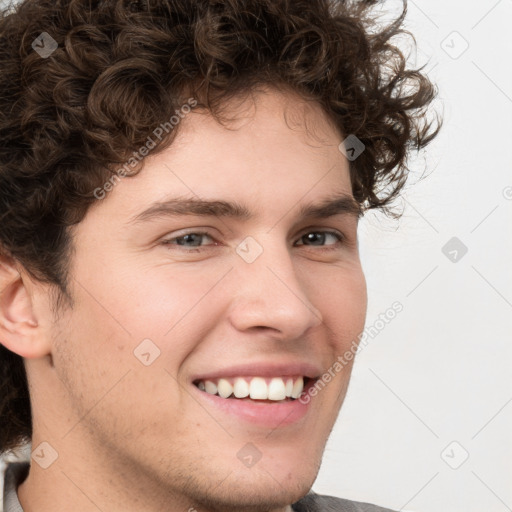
[0,0,440,455]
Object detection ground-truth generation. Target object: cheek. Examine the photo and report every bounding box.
[308,262,367,348]
[114,261,231,340]
[65,259,233,385]
[73,253,226,335]
[49,288,195,445]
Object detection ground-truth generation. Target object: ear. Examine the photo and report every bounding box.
[0,253,51,359]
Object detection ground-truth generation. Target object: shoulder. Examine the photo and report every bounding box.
[292,490,398,512]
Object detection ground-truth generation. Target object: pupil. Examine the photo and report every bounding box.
[306,232,323,245]
[178,234,201,246]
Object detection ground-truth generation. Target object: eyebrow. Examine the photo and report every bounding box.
[128,192,362,225]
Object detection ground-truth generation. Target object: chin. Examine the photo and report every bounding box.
[192,475,313,512]
[173,449,319,512]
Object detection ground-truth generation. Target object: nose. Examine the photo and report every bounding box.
[226,234,323,340]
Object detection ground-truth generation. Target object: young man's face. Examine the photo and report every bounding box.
[21,87,367,511]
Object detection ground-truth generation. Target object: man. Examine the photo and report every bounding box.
[0,0,440,510]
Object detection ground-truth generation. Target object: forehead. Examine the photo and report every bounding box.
[88,87,354,225]
[179,86,344,150]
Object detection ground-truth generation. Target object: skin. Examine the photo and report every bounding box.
[1,85,367,512]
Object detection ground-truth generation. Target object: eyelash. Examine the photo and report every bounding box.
[160,229,346,252]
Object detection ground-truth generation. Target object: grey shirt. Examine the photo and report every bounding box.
[2,461,397,512]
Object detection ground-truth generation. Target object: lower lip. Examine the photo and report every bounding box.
[190,380,315,428]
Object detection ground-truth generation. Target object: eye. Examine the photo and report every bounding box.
[161,231,216,250]
[160,229,345,252]
[294,230,344,249]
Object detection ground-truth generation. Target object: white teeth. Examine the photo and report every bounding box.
[249,377,268,399]
[268,377,286,400]
[197,376,307,401]
[291,377,304,399]
[204,380,217,395]
[217,378,233,398]
[233,378,250,398]
[285,378,293,397]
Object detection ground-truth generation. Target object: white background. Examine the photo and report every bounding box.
[314,2,512,511]
[1,1,511,512]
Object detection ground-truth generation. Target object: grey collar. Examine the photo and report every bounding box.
[3,461,29,512]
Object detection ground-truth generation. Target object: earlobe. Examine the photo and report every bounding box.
[0,254,49,359]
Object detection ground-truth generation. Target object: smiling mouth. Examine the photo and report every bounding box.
[193,376,311,403]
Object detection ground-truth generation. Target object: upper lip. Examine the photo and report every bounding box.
[190,360,323,383]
